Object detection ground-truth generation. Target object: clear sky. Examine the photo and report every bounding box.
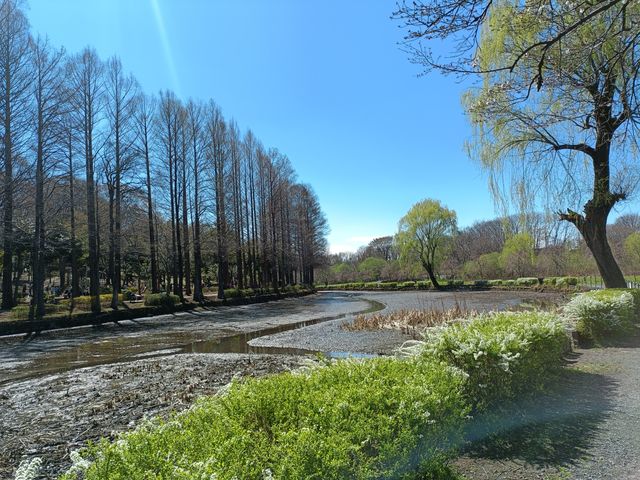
[26,0,498,253]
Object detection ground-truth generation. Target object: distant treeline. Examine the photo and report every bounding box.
[319,213,640,284]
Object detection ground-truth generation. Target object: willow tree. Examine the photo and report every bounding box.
[395,199,457,289]
[464,2,640,288]
[394,0,634,89]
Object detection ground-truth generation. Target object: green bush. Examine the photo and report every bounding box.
[515,277,539,286]
[144,293,181,308]
[61,294,124,310]
[380,282,398,289]
[555,276,578,287]
[64,357,469,480]
[474,280,489,287]
[488,279,503,286]
[398,281,416,289]
[446,279,464,287]
[503,279,516,286]
[563,289,637,340]
[420,311,570,409]
[416,280,432,289]
[543,277,557,286]
[223,288,257,299]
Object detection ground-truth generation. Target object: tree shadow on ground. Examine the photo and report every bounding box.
[577,327,640,349]
[463,360,617,468]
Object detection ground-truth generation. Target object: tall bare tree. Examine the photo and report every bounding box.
[104,56,138,309]
[68,48,104,312]
[135,93,159,293]
[28,36,66,320]
[0,0,30,309]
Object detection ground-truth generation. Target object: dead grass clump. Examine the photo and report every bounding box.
[345,304,478,338]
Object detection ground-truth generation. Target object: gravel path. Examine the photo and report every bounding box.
[453,336,640,480]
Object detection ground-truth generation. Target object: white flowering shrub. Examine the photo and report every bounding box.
[563,289,638,340]
[14,457,42,480]
[419,311,570,409]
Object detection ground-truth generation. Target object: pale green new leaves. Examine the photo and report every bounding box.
[395,199,457,275]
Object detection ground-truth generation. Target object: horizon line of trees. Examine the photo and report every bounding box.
[319,212,640,285]
[0,0,329,320]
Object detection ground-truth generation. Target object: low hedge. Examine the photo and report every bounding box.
[144,293,181,307]
[516,277,539,286]
[555,276,579,287]
[563,289,639,340]
[60,294,124,310]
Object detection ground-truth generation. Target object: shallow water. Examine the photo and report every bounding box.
[0,292,380,384]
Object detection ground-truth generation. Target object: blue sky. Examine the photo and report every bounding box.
[27,0,497,253]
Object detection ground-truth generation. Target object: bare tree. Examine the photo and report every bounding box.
[68,47,104,312]
[206,101,229,299]
[135,93,159,293]
[104,56,138,309]
[0,0,30,309]
[186,99,205,301]
[28,36,66,320]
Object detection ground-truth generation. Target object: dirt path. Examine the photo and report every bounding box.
[454,336,640,479]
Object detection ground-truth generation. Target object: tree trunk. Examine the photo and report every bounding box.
[144,128,159,293]
[86,134,101,313]
[566,207,627,288]
[422,261,441,289]
[192,145,204,302]
[68,143,80,298]
[181,150,191,297]
[2,62,13,310]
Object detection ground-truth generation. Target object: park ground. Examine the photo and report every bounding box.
[1,290,638,479]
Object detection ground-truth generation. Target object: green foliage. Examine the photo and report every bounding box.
[488,279,503,286]
[398,281,417,289]
[223,288,255,299]
[357,257,387,281]
[64,357,469,480]
[463,252,502,281]
[500,234,535,278]
[416,280,432,289]
[395,199,457,280]
[515,277,539,286]
[63,305,575,479]
[555,276,578,287]
[563,289,638,340]
[624,232,640,270]
[421,311,570,409]
[143,293,181,307]
[61,294,124,310]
